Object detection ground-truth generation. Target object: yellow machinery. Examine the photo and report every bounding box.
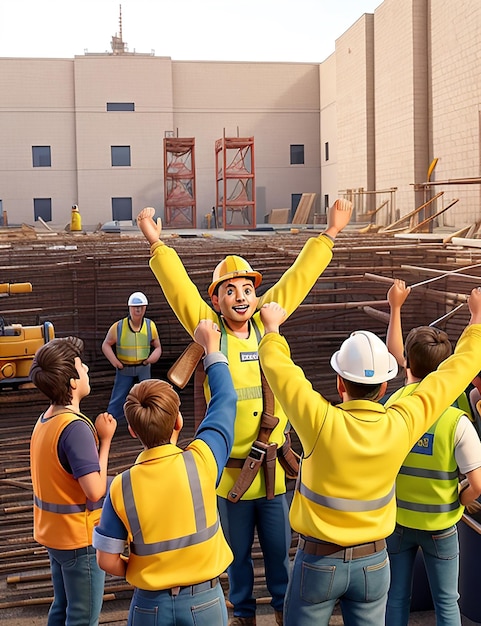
[0,283,55,386]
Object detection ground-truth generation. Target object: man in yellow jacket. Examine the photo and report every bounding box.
[137,200,352,626]
[257,289,481,626]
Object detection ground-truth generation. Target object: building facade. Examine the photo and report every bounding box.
[1,0,480,229]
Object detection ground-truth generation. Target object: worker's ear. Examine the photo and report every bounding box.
[70,378,77,390]
[127,424,137,439]
[210,294,221,312]
[174,412,183,433]
[336,376,345,400]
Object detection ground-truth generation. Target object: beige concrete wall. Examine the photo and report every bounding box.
[172,61,321,222]
[335,12,375,218]
[374,0,429,221]
[0,59,77,224]
[320,53,338,214]
[429,0,481,226]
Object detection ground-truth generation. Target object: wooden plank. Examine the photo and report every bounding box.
[292,193,316,224]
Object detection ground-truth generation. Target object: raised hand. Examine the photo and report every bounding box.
[137,207,162,245]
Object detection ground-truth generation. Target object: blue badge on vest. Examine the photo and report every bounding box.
[411,432,434,456]
[240,351,259,362]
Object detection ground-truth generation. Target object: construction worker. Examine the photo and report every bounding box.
[70,204,82,232]
[93,319,237,626]
[29,336,116,626]
[256,288,481,626]
[384,279,481,625]
[102,292,162,423]
[136,199,353,626]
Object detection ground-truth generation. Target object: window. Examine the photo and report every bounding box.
[324,195,329,211]
[34,198,52,222]
[291,193,302,217]
[290,145,304,165]
[111,146,131,167]
[107,102,135,111]
[112,197,132,221]
[32,146,51,167]
[325,142,329,162]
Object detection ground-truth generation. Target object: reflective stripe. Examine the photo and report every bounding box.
[236,386,262,401]
[123,450,220,557]
[299,481,396,512]
[398,466,458,480]
[34,494,86,514]
[396,498,460,514]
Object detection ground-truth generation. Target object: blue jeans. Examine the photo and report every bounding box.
[127,579,227,626]
[47,545,105,626]
[217,494,290,617]
[107,364,151,421]
[386,524,460,626]
[284,544,390,626]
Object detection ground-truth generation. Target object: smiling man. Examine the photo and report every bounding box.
[137,200,352,626]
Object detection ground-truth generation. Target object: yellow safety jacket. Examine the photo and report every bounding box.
[148,233,335,500]
[386,383,464,530]
[109,441,233,591]
[115,317,153,365]
[30,411,101,550]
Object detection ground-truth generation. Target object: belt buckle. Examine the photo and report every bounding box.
[249,442,267,461]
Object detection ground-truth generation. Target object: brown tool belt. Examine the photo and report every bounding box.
[226,439,298,473]
[298,537,386,561]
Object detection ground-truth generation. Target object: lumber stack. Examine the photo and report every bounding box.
[2,227,481,619]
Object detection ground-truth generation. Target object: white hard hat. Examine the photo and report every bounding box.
[330,330,398,384]
[128,291,148,306]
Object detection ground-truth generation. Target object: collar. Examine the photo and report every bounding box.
[338,399,387,421]
[134,444,182,465]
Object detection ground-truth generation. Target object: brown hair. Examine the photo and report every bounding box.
[29,337,84,405]
[404,326,452,379]
[124,379,180,448]
[341,378,383,401]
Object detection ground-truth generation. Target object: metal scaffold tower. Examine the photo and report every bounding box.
[163,137,196,228]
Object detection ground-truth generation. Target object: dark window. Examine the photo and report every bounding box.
[112,197,133,221]
[34,198,52,222]
[324,194,329,210]
[325,142,329,161]
[290,145,304,165]
[291,193,302,217]
[111,146,131,167]
[107,102,135,111]
[32,146,51,167]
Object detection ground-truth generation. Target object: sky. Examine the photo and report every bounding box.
[0,0,382,64]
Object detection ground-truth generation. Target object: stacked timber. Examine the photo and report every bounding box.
[2,227,481,620]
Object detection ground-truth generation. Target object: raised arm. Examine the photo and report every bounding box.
[386,279,411,367]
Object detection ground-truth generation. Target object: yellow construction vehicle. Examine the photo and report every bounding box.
[0,283,54,387]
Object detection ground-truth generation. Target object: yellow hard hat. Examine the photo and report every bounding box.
[208,255,262,297]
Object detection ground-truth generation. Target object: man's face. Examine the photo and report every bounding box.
[74,356,90,399]
[129,305,146,322]
[211,277,258,323]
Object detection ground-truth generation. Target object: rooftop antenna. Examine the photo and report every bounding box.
[111,4,126,54]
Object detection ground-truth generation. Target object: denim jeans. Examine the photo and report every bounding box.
[386,524,460,626]
[107,364,151,421]
[217,494,290,617]
[284,544,390,626]
[127,579,227,626]
[47,545,105,626]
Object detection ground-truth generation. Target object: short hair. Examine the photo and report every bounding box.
[30,337,84,405]
[404,326,452,379]
[124,379,180,448]
[340,377,383,401]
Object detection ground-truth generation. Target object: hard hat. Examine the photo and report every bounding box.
[208,255,262,297]
[330,330,398,384]
[128,291,148,306]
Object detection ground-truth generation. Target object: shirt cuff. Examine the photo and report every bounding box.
[92,527,126,554]
[204,352,228,370]
[150,240,164,255]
